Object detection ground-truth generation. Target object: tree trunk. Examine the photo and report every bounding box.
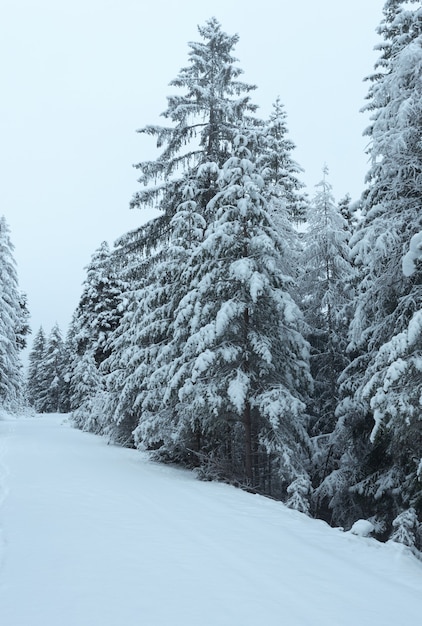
[243,399,253,484]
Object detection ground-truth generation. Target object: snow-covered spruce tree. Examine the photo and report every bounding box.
[58,322,77,414]
[258,97,308,227]
[67,241,124,430]
[0,216,26,412]
[391,507,421,551]
[254,98,306,304]
[16,292,30,353]
[105,176,208,447]
[37,324,65,413]
[300,168,354,438]
[101,18,261,442]
[144,132,313,503]
[27,326,46,411]
[320,1,422,544]
[73,241,123,367]
[71,350,107,433]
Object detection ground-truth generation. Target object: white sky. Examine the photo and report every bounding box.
[1,0,385,347]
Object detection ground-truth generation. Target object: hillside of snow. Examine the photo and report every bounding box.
[0,414,421,626]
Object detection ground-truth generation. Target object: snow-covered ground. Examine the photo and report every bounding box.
[0,414,421,626]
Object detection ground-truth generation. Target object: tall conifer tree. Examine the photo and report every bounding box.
[142,132,312,501]
[102,18,261,441]
[300,168,354,437]
[27,326,46,411]
[0,216,26,412]
[37,324,65,413]
[258,98,308,226]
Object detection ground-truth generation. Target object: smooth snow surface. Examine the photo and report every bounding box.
[0,415,421,626]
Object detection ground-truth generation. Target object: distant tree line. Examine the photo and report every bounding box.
[11,2,422,553]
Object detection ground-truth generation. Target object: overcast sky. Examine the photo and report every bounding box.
[1,0,385,351]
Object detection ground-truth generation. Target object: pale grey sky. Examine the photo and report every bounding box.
[1,0,385,347]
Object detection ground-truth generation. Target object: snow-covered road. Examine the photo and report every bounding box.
[0,414,421,626]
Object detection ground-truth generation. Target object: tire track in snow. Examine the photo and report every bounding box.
[0,417,15,571]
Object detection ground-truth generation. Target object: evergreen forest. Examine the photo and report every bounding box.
[2,1,422,553]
